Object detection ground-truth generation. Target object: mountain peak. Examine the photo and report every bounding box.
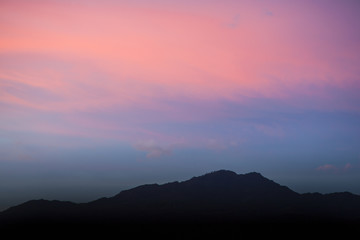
[244,171,262,176]
[202,170,264,178]
[243,172,265,179]
[204,169,237,177]
[194,170,266,182]
[188,170,237,182]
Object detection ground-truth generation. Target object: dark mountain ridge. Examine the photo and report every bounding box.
[1,170,360,228]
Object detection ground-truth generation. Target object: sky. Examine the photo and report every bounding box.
[1,0,360,211]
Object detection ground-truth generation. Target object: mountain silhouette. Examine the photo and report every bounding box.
[1,170,360,236]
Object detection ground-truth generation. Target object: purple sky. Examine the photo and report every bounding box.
[1,0,360,210]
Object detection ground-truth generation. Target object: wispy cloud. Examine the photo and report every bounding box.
[1,0,359,165]
[254,124,285,138]
[227,14,240,28]
[316,163,353,172]
[316,164,337,171]
[133,140,172,158]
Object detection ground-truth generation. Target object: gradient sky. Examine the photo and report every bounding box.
[1,0,360,211]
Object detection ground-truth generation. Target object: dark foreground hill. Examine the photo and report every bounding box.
[1,170,360,237]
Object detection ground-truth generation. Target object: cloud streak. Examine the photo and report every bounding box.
[133,140,172,158]
[1,0,359,162]
[316,163,354,172]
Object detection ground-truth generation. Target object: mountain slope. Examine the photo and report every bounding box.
[1,170,360,225]
[86,170,300,222]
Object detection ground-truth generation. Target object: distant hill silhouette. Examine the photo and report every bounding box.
[1,170,360,236]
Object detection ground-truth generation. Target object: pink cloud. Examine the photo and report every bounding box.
[133,140,172,158]
[1,0,359,156]
[316,163,354,172]
[1,0,358,114]
[316,164,337,171]
[254,124,285,138]
[205,139,227,151]
[344,163,353,171]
